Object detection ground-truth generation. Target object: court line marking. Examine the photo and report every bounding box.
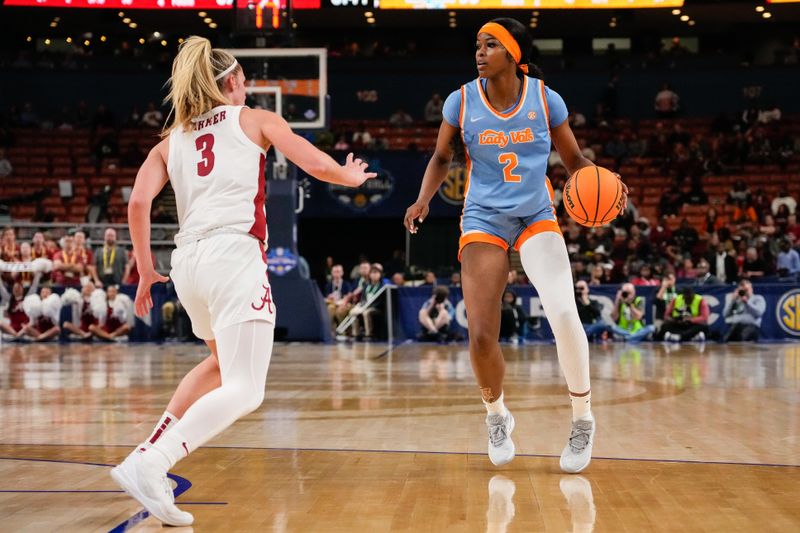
[0,456,225,532]
[2,446,798,469]
[374,339,413,359]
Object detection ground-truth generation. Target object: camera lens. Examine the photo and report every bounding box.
[738,289,746,297]
[621,291,629,298]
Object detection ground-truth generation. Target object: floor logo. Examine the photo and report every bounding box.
[776,289,800,336]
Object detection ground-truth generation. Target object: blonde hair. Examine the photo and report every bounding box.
[162,36,241,136]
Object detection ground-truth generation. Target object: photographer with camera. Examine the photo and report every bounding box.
[575,281,608,342]
[500,289,528,344]
[610,283,655,342]
[417,286,455,342]
[722,279,766,342]
[658,286,710,342]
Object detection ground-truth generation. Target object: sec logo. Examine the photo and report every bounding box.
[437,165,468,206]
[776,289,800,336]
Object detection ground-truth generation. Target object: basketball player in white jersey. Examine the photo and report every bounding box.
[110,37,375,526]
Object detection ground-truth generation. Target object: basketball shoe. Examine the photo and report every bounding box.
[486,411,515,466]
[559,417,595,474]
[110,451,193,526]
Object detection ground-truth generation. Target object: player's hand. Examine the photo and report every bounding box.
[134,269,169,318]
[341,153,377,187]
[404,202,429,234]
[614,173,629,214]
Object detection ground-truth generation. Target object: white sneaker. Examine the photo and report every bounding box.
[110,451,193,526]
[486,411,515,466]
[663,332,680,343]
[692,331,706,343]
[560,417,595,474]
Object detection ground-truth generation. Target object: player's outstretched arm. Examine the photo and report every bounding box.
[251,109,376,188]
[404,120,459,234]
[128,141,170,318]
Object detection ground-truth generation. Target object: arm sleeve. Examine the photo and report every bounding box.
[442,89,462,128]
[545,86,569,128]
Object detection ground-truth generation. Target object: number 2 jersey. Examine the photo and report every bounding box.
[167,105,268,245]
[442,76,569,218]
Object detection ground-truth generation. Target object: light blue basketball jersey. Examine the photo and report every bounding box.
[443,76,566,218]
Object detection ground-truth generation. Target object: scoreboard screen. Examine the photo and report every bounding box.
[2,0,234,8]
[379,0,683,8]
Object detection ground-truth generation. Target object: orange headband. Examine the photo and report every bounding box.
[478,22,529,75]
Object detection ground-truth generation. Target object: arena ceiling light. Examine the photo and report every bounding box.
[44,38,51,45]
[204,17,212,23]
[680,14,689,21]
[129,22,138,28]
[755,6,765,12]
[672,8,680,15]
[66,37,72,43]
[123,17,131,23]
[198,11,207,17]
[100,35,107,42]
[138,38,145,44]
[688,20,695,26]
[762,11,772,17]
[209,22,218,28]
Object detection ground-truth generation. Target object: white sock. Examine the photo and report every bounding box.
[570,392,593,422]
[144,428,189,473]
[484,392,509,417]
[137,410,179,453]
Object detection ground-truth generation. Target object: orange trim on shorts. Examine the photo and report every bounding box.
[476,77,528,120]
[513,219,562,251]
[458,232,509,262]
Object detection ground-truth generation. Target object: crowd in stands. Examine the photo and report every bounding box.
[0,226,142,342]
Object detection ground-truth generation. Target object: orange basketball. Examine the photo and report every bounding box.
[563,166,623,228]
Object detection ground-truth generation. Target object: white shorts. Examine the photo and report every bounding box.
[170,233,276,340]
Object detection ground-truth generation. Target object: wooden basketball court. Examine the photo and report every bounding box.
[1,340,798,531]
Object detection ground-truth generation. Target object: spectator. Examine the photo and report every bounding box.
[684,178,708,206]
[74,231,93,267]
[30,232,50,259]
[0,147,12,178]
[424,93,444,124]
[742,247,766,278]
[391,272,406,286]
[631,264,659,286]
[141,102,164,128]
[88,285,131,341]
[575,280,607,342]
[351,124,373,149]
[499,289,528,343]
[776,239,800,278]
[728,180,751,204]
[659,286,710,342]
[609,283,655,342]
[787,213,800,243]
[0,275,42,340]
[325,264,353,330]
[703,207,726,235]
[723,279,766,342]
[1,227,20,261]
[693,258,721,286]
[333,134,350,151]
[53,235,86,287]
[771,189,797,216]
[569,110,587,129]
[655,272,678,322]
[63,282,98,339]
[658,184,683,217]
[389,108,413,127]
[349,264,387,340]
[706,240,738,284]
[417,286,454,342]
[22,286,61,342]
[420,271,437,287]
[449,271,461,287]
[673,218,699,253]
[654,82,679,118]
[92,228,129,287]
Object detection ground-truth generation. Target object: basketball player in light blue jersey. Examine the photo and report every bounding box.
[405,18,627,473]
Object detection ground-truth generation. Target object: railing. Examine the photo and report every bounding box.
[8,221,180,248]
[335,285,395,344]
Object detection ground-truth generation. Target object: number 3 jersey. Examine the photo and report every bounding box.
[442,76,569,217]
[167,105,268,245]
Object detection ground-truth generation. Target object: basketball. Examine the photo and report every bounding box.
[563,166,623,228]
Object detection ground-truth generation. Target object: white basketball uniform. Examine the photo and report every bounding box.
[167,105,275,339]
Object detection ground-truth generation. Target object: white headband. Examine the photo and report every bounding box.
[214,60,238,81]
